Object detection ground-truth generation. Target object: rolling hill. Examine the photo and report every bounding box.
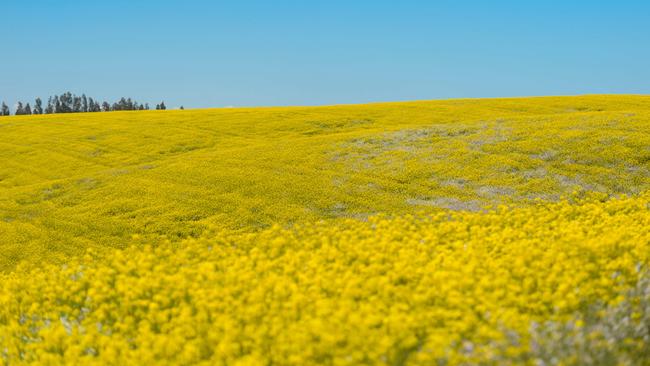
[1,95,649,269]
[1,95,650,364]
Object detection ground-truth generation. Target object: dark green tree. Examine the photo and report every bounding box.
[58,93,72,113]
[88,98,99,112]
[73,96,82,113]
[45,97,54,114]
[1,102,9,116]
[33,98,43,114]
[15,102,25,115]
[82,94,88,113]
[54,96,62,113]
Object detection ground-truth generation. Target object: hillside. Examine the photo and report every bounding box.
[1,95,650,269]
[2,95,650,364]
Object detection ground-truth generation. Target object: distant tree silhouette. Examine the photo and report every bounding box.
[15,102,25,115]
[73,96,82,113]
[180,106,184,110]
[4,92,164,116]
[33,98,43,115]
[82,94,88,113]
[54,96,62,113]
[1,102,9,116]
[57,93,71,113]
[45,97,54,114]
[88,97,100,112]
[58,93,71,113]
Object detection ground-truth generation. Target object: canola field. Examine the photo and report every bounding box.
[1,95,650,364]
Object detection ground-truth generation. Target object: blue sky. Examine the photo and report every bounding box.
[1,0,649,108]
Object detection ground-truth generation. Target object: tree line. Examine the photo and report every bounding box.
[0,92,168,116]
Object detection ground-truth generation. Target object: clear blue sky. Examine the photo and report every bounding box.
[1,0,649,108]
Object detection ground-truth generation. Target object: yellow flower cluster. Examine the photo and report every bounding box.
[2,95,650,270]
[2,192,649,365]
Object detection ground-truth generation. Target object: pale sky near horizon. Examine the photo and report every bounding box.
[1,0,649,109]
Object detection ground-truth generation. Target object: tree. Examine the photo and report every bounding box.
[180,106,184,110]
[82,94,88,113]
[88,98,99,112]
[58,92,72,113]
[64,93,73,112]
[15,102,25,115]
[73,96,82,113]
[33,98,43,115]
[45,97,54,114]
[4,92,155,115]
[1,102,9,116]
[54,96,62,113]
[159,101,166,110]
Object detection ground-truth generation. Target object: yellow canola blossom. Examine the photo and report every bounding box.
[1,192,649,365]
[2,95,650,270]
